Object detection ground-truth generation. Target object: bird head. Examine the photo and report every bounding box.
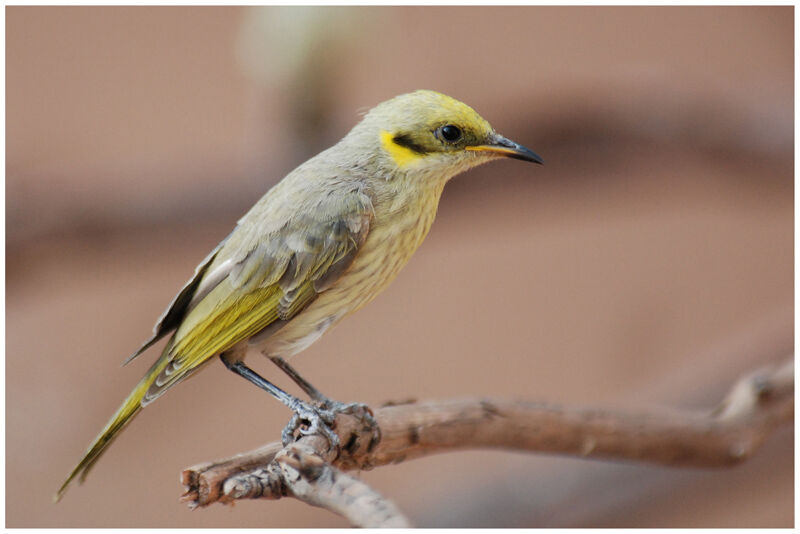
[347,90,542,180]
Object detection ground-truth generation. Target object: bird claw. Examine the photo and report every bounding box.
[320,400,381,449]
[281,400,338,449]
[280,399,380,452]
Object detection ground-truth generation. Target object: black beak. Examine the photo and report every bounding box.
[465,133,544,164]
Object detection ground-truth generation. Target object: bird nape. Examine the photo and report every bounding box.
[55,89,542,502]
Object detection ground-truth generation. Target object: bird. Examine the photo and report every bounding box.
[55,89,542,502]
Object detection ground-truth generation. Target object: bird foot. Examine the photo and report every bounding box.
[281,398,380,452]
[321,400,381,452]
[281,398,338,448]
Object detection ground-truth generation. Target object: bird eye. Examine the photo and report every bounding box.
[439,125,462,142]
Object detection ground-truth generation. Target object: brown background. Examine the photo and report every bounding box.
[6,6,793,527]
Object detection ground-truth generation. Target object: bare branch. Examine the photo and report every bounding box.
[181,433,411,527]
[274,440,410,527]
[181,356,793,525]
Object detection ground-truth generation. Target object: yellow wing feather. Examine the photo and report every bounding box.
[145,285,283,401]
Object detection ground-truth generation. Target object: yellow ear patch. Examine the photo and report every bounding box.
[380,130,424,167]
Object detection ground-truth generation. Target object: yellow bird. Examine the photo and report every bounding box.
[56,89,542,501]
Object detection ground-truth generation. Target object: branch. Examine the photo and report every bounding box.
[181,432,411,527]
[181,356,793,525]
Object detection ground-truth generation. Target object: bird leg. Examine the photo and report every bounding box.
[220,356,340,448]
[269,356,327,402]
[270,356,382,449]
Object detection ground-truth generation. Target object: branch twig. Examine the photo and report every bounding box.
[181,356,793,526]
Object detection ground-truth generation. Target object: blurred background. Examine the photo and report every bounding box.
[6,6,793,527]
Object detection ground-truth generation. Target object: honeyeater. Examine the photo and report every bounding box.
[56,89,542,501]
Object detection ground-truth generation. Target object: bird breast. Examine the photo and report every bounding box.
[254,175,447,359]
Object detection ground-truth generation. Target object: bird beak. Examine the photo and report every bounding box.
[466,133,543,164]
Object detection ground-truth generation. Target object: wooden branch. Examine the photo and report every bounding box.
[181,431,411,526]
[181,356,793,526]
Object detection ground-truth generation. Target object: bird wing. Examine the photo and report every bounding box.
[141,188,373,404]
[122,235,231,366]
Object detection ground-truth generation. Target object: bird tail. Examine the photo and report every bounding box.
[54,341,174,503]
